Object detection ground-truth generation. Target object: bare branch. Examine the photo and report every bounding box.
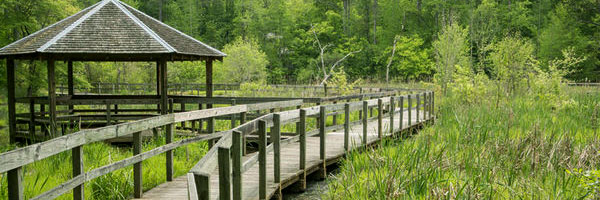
[320,49,362,85]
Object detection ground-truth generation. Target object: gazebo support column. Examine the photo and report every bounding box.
[206,59,215,147]
[7,59,16,144]
[68,61,74,130]
[159,59,174,182]
[47,59,57,137]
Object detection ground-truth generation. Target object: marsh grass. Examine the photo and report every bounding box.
[0,132,207,200]
[326,87,600,199]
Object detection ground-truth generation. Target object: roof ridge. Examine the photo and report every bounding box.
[117,1,227,57]
[37,0,111,52]
[111,0,176,53]
[0,0,103,53]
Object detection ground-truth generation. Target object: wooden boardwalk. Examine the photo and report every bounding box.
[137,107,428,200]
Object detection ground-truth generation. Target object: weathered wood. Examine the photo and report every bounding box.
[378,98,383,138]
[47,59,57,136]
[166,99,174,182]
[218,147,231,200]
[194,173,210,200]
[231,100,237,128]
[399,96,404,130]
[298,109,307,190]
[416,94,420,123]
[273,114,281,184]
[133,131,142,198]
[240,112,247,156]
[67,61,74,129]
[258,120,267,200]
[29,99,35,137]
[344,103,350,151]
[72,145,84,200]
[362,101,368,145]
[232,131,242,200]
[408,94,412,127]
[390,97,394,134]
[318,106,326,179]
[8,167,22,200]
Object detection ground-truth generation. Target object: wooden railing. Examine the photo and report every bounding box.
[187,90,435,199]
[0,99,303,200]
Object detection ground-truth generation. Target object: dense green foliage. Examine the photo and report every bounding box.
[0,0,599,99]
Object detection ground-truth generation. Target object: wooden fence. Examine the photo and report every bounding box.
[187,90,435,199]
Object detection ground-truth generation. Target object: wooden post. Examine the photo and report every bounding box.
[47,59,58,137]
[390,96,395,134]
[180,102,186,128]
[273,114,282,198]
[377,98,383,138]
[133,132,142,198]
[332,101,337,126]
[432,91,435,117]
[318,106,326,179]
[194,173,210,199]
[362,101,369,146]
[408,94,412,127]
[231,99,237,128]
[399,96,404,131]
[218,147,231,200]
[206,59,214,137]
[298,109,307,191]
[416,93,420,123]
[166,99,174,181]
[29,99,35,137]
[344,103,350,151]
[106,103,112,126]
[258,120,267,200]
[72,145,84,200]
[8,167,22,200]
[240,112,247,156]
[40,104,47,135]
[68,61,74,130]
[232,131,243,200]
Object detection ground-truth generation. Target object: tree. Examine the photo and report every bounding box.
[381,35,432,82]
[433,23,470,95]
[488,35,536,96]
[220,37,269,83]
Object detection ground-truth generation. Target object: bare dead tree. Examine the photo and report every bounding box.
[385,36,399,83]
[311,24,361,85]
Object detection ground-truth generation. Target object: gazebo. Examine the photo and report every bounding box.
[0,0,225,143]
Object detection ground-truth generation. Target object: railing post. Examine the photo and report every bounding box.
[399,96,404,131]
[362,101,368,146]
[218,147,231,200]
[194,173,210,199]
[231,99,237,128]
[431,91,435,119]
[71,145,85,200]
[29,99,35,136]
[232,130,243,200]
[133,132,142,198]
[273,113,282,197]
[180,102,186,128]
[319,106,327,179]
[377,99,383,138]
[240,112,247,156]
[390,96,395,134]
[298,109,307,191]
[416,93,420,123]
[106,103,112,126]
[344,103,350,151]
[166,99,174,181]
[258,120,267,199]
[7,167,22,200]
[408,94,412,127]
[332,101,337,126]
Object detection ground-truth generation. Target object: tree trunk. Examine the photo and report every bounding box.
[343,0,349,35]
[159,0,164,22]
[373,0,378,44]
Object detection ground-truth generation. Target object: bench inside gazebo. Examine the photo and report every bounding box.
[0,0,227,143]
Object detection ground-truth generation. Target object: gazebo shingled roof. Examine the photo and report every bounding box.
[0,0,226,61]
[1,0,224,144]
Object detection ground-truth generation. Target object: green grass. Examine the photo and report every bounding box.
[0,131,207,200]
[325,86,600,199]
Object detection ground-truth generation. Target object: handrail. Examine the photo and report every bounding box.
[187,89,435,200]
[0,99,303,200]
